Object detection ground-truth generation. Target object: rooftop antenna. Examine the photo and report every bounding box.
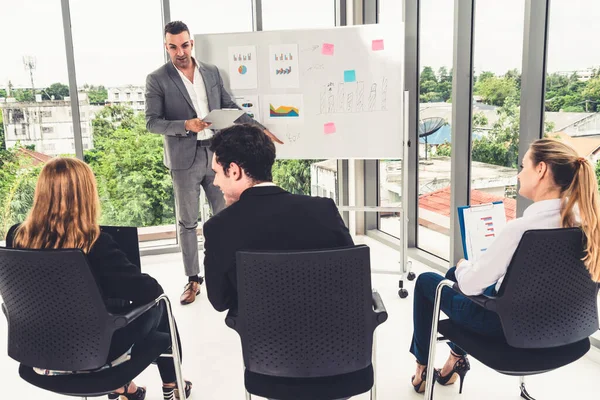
[23,56,37,97]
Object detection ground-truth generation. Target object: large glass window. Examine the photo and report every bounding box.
[546,0,600,343]
[171,0,253,34]
[262,0,335,31]
[466,0,525,246]
[70,0,175,247]
[381,0,454,260]
[0,0,70,241]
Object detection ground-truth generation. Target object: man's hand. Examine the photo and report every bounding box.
[185,118,212,133]
[457,258,466,267]
[264,128,284,144]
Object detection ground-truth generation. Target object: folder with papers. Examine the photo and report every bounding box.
[458,201,507,262]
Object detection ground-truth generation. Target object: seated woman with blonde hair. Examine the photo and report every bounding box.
[6,157,191,400]
[409,138,600,394]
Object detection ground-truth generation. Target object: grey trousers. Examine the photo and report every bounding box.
[171,145,225,277]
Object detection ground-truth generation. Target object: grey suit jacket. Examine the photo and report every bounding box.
[145,61,264,170]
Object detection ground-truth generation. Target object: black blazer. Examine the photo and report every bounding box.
[6,225,163,312]
[203,186,354,312]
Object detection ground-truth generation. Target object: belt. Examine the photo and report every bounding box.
[196,139,212,147]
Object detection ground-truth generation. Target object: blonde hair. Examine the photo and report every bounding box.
[529,139,600,281]
[13,157,101,253]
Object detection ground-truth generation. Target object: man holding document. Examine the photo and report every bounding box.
[145,20,283,305]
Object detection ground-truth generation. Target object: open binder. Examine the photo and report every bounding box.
[458,201,507,262]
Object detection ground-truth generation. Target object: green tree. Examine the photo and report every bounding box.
[476,71,495,84]
[14,89,35,102]
[581,77,600,112]
[475,75,519,107]
[0,112,5,150]
[272,160,319,195]
[0,89,6,98]
[596,161,600,192]
[86,105,175,227]
[0,147,43,238]
[43,82,70,100]
[86,85,108,105]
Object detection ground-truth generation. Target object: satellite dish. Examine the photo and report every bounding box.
[419,117,447,160]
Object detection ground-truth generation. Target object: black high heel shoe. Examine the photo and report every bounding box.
[108,382,147,400]
[411,364,439,394]
[436,353,471,394]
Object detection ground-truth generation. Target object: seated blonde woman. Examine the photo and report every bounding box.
[408,138,600,394]
[6,157,192,400]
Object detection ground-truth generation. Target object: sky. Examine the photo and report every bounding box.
[1,0,599,88]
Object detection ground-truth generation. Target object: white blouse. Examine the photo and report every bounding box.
[455,198,563,296]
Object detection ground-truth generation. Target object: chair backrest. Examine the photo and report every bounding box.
[100,225,141,271]
[495,228,599,349]
[234,245,378,378]
[0,247,114,371]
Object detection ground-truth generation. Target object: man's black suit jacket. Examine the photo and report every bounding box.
[203,185,354,312]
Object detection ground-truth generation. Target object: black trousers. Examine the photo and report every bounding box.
[109,303,180,383]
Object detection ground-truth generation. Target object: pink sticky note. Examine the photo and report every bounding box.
[324,122,336,134]
[321,43,335,56]
[372,39,384,51]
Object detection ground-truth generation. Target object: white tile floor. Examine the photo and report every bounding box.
[1,236,599,399]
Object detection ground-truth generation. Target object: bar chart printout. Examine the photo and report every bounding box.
[459,202,507,262]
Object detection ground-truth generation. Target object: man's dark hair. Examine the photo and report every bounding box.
[210,124,276,182]
[164,21,190,37]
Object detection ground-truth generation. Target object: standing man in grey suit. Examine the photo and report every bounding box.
[145,21,283,305]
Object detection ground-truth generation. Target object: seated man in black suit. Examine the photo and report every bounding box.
[203,123,354,313]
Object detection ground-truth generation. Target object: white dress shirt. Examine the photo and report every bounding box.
[173,58,212,140]
[455,198,563,296]
[253,182,277,188]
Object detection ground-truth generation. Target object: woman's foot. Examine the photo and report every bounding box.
[411,362,436,394]
[439,351,462,378]
[411,363,427,388]
[163,380,192,400]
[108,381,146,400]
[436,351,471,394]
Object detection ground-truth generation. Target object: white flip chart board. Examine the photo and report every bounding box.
[195,24,404,159]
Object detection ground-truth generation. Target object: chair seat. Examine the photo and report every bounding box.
[245,364,373,400]
[438,319,591,375]
[19,331,170,396]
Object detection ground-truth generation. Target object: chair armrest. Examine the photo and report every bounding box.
[110,295,167,329]
[372,290,388,325]
[451,283,498,312]
[225,309,238,330]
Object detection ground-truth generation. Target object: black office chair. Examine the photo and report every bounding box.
[100,225,141,272]
[423,228,600,400]
[226,245,388,400]
[0,247,187,399]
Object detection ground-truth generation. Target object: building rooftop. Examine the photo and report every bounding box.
[419,186,517,220]
[553,132,600,156]
[16,148,53,167]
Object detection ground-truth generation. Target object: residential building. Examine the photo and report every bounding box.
[107,85,146,113]
[0,93,101,155]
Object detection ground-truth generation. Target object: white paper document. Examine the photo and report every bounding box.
[234,95,261,123]
[202,109,245,130]
[228,45,258,90]
[458,202,507,262]
[268,44,300,89]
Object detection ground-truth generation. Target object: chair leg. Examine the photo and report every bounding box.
[423,279,455,400]
[159,295,188,400]
[245,389,252,400]
[519,376,535,400]
[371,331,378,400]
